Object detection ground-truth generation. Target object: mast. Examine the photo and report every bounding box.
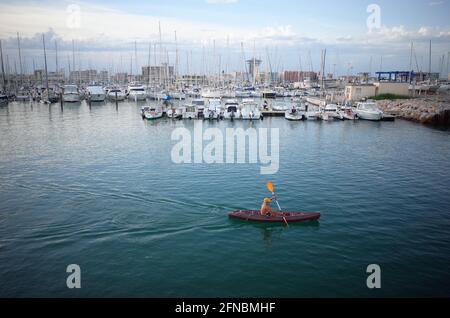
[147,41,151,88]
[0,40,6,93]
[72,40,75,84]
[174,31,178,87]
[134,40,138,77]
[42,34,49,95]
[158,21,162,87]
[428,40,432,81]
[409,41,413,83]
[55,40,59,75]
[17,32,23,87]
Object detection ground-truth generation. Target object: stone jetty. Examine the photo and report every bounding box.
[377,96,450,127]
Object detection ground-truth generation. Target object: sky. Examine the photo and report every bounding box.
[0,0,449,77]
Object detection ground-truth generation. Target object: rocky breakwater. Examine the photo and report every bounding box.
[377,96,450,127]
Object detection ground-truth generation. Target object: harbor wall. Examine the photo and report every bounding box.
[377,96,450,126]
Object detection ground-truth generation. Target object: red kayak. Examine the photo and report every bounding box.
[228,210,320,223]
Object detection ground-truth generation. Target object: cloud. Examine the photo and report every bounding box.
[429,1,444,6]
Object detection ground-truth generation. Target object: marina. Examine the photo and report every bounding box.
[1,0,450,301]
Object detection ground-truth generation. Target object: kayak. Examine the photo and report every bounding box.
[228,210,320,223]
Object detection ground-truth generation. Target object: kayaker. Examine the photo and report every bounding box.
[260,197,280,217]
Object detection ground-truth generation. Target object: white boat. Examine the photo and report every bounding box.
[169,91,186,100]
[201,89,221,99]
[107,87,126,101]
[304,103,321,120]
[182,104,198,119]
[285,105,305,121]
[320,104,339,121]
[86,85,106,102]
[63,85,81,103]
[272,100,290,111]
[127,83,147,101]
[167,107,183,119]
[192,99,206,119]
[224,99,241,120]
[241,99,262,120]
[204,98,222,120]
[356,101,383,121]
[141,106,163,120]
[337,105,357,120]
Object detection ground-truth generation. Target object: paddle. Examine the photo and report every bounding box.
[266,182,288,227]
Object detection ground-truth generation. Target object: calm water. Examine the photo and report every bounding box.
[0,100,449,297]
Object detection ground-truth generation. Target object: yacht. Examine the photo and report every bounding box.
[356,101,383,121]
[107,87,126,101]
[285,104,305,121]
[224,99,241,120]
[63,85,81,103]
[337,105,357,120]
[320,104,339,121]
[127,83,147,101]
[204,98,222,120]
[304,103,321,120]
[167,106,183,119]
[241,99,262,120]
[272,100,290,111]
[86,85,106,102]
[141,106,163,120]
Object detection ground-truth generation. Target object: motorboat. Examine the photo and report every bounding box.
[107,87,126,101]
[127,83,147,101]
[224,99,241,120]
[204,98,222,120]
[320,104,339,121]
[86,85,106,102]
[337,105,358,120]
[141,106,163,120]
[167,107,183,119]
[272,100,290,111]
[241,99,262,120]
[304,103,321,120]
[356,101,383,121]
[285,104,305,121]
[182,104,198,119]
[63,85,81,103]
[192,99,206,119]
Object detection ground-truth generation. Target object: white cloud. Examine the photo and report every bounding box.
[429,1,444,6]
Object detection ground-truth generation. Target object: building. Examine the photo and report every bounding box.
[111,73,128,84]
[178,74,207,86]
[246,58,262,83]
[345,82,410,101]
[142,64,174,84]
[345,84,377,101]
[69,70,97,84]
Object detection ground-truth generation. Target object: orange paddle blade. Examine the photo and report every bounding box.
[266,182,274,193]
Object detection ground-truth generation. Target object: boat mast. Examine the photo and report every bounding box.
[158,21,162,88]
[0,40,6,93]
[147,41,151,88]
[42,34,49,95]
[428,40,432,82]
[134,40,138,78]
[174,31,179,89]
[55,40,58,76]
[17,32,23,88]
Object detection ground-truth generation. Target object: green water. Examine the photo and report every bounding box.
[0,100,449,297]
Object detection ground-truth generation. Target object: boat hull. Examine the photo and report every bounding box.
[228,210,320,223]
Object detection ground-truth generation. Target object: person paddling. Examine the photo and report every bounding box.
[260,197,280,217]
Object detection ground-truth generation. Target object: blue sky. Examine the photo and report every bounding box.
[0,0,449,76]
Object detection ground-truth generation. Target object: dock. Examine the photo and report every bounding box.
[261,110,285,117]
